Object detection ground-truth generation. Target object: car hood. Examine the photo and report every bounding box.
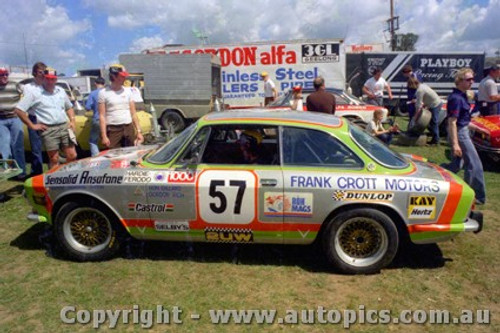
[471,115,500,136]
[55,145,159,173]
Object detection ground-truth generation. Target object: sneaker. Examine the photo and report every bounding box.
[475,199,485,205]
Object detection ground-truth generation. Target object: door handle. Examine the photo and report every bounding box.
[260,179,278,187]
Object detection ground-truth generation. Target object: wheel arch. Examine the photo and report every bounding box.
[52,192,128,232]
[316,203,410,244]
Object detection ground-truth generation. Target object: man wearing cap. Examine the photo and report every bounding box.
[0,66,26,179]
[477,64,500,116]
[99,64,143,149]
[15,67,77,169]
[261,72,277,106]
[291,86,303,110]
[85,77,105,156]
[20,62,46,176]
[402,64,423,120]
[306,76,336,114]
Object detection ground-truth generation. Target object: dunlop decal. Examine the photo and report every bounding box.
[332,190,394,202]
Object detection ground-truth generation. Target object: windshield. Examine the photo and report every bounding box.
[269,90,292,107]
[147,123,197,164]
[349,124,409,168]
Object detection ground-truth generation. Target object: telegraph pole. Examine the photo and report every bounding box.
[387,0,399,51]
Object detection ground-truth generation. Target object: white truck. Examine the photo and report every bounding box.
[119,53,222,132]
[144,38,346,107]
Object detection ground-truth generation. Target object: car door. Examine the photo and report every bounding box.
[280,126,365,245]
[185,124,285,244]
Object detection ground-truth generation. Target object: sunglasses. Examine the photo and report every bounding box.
[464,77,474,82]
[0,73,8,77]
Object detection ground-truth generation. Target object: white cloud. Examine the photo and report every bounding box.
[128,36,168,53]
[0,0,91,74]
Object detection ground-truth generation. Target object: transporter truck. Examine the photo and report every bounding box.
[119,53,222,132]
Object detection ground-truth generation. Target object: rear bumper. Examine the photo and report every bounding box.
[409,211,483,244]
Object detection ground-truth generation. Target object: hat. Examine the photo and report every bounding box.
[0,66,8,75]
[292,85,302,92]
[43,67,58,79]
[260,71,268,77]
[402,65,413,73]
[109,64,129,77]
[485,63,500,71]
[240,130,263,145]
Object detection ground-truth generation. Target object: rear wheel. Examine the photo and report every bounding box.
[323,208,399,274]
[160,110,185,133]
[54,201,121,261]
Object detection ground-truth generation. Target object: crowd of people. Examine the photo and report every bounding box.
[0,62,144,180]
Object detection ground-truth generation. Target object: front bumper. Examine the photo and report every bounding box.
[409,211,483,244]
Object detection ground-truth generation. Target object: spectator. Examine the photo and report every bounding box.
[365,108,399,145]
[442,68,487,205]
[0,66,26,179]
[85,77,106,156]
[363,67,393,106]
[305,76,336,114]
[99,64,144,149]
[15,67,77,169]
[261,71,277,106]
[407,77,443,145]
[290,86,303,110]
[477,64,500,116]
[21,62,46,176]
[402,64,423,120]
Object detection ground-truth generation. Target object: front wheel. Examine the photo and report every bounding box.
[54,201,121,261]
[323,208,399,274]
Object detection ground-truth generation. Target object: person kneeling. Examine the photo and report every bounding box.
[365,109,399,145]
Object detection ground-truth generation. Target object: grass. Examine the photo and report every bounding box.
[1,120,499,332]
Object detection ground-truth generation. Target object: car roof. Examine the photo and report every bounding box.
[301,87,344,94]
[203,109,343,128]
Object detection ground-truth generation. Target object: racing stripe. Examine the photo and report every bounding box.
[384,54,412,81]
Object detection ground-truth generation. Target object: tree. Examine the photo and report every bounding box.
[395,33,419,51]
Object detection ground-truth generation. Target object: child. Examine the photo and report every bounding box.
[290,86,303,110]
[365,109,399,145]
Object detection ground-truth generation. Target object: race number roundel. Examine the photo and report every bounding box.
[198,170,256,224]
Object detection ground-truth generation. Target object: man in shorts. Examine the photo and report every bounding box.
[15,67,77,169]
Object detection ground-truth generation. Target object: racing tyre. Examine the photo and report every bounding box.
[323,208,399,274]
[54,201,121,261]
[160,110,185,133]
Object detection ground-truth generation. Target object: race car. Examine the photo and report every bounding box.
[229,88,389,125]
[24,109,483,274]
[470,115,500,162]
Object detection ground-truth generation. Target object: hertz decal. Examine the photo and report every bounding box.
[408,196,436,219]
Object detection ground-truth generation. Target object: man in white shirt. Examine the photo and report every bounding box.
[261,71,277,106]
[362,67,393,106]
[98,64,144,149]
[15,67,77,168]
[477,64,500,116]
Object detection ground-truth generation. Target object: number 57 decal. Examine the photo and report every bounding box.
[198,170,257,224]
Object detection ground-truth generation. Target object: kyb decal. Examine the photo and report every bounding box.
[408,196,436,219]
[264,192,313,217]
[332,190,394,202]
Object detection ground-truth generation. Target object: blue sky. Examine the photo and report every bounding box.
[1,0,499,76]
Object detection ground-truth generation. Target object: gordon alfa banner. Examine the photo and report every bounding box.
[153,39,346,106]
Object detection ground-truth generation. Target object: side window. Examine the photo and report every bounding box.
[201,125,279,165]
[333,93,349,105]
[177,126,211,163]
[282,127,363,168]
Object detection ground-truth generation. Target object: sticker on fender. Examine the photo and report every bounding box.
[408,195,436,219]
[197,170,256,224]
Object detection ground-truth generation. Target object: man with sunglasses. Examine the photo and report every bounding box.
[15,67,77,169]
[443,68,487,205]
[0,66,26,179]
[20,62,46,175]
